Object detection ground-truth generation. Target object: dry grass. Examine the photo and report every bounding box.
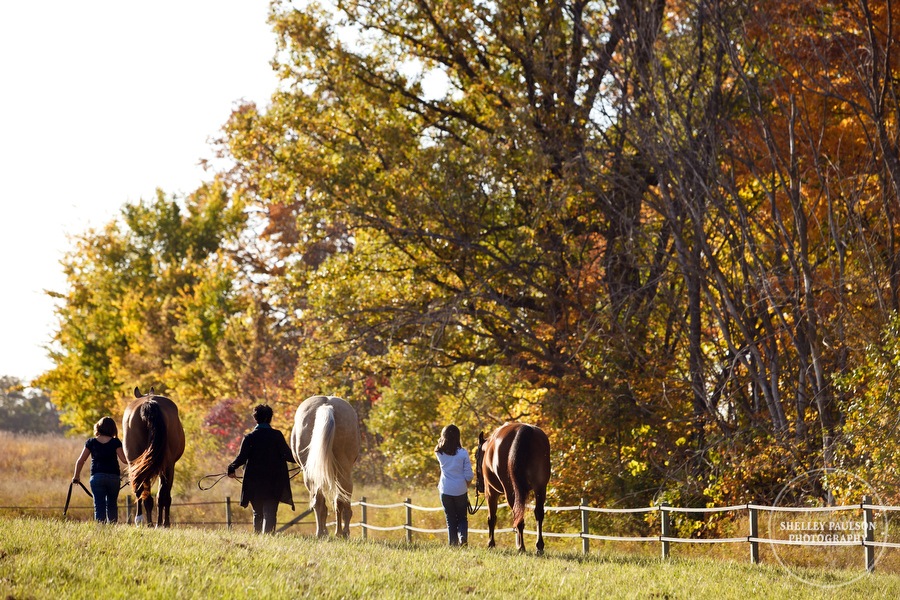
[0,431,84,509]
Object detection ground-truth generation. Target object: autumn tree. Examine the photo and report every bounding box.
[216,0,706,502]
[42,0,900,507]
[37,183,278,434]
[224,0,900,503]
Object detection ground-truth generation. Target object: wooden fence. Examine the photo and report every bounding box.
[8,494,900,573]
[349,495,900,573]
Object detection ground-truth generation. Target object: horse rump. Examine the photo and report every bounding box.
[304,404,350,506]
[480,422,551,553]
[128,399,168,499]
[507,425,531,526]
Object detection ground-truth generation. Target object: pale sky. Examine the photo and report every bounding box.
[0,1,280,382]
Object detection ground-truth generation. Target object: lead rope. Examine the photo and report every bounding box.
[198,465,300,491]
[197,472,241,490]
[63,481,93,516]
[467,488,484,515]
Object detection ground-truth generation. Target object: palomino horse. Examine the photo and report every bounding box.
[290,395,360,537]
[476,422,551,554]
[122,386,185,527]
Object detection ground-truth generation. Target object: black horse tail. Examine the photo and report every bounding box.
[130,399,167,500]
[508,425,534,528]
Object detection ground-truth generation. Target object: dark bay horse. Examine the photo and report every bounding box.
[122,387,185,527]
[290,395,360,537]
[476,422,551,554]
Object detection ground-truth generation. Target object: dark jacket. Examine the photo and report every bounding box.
[228,426,296,509]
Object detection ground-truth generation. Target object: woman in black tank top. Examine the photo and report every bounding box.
[73,416,128,522]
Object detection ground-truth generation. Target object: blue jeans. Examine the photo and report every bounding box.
[441,493,469,546]
[90,473,121,523]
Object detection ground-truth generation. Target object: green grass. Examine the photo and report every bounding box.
[3,517,900,599]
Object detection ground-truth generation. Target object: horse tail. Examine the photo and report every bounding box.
[508,425,534,528]
[129,399,167,500]
[304,404,348,506]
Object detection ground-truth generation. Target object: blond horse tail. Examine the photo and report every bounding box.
[304,404,349,506]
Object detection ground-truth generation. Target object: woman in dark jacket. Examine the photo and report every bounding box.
[227,404,296,534]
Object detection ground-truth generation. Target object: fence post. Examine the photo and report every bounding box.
[863,495,875,573]
[225,496,232,530]
[126,495,132,524]
[660,503,671,559]
[405,498,412,543]
[361,496,368,541]
[580,498,590,555]
[749,505,759,564]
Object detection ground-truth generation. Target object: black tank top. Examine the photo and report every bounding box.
[86,437,122,476]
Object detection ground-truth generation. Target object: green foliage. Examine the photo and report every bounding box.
[835,313,900,503]
[366,362,538,482]
[37,184,252,432]
[367,375,442,482]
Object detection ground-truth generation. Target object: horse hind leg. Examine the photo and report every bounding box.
[145,494,155,527]
[158,466,175,527]
[335,497,352,538]
[136,496,155,527]
[334,498,345,538]
[511,492,527,552]
[313,490,328,537]
[157,488,170,528]
[534,488,547,555]
[134,483,153,526]
[512,502,525,553]
[335,476,353,538]
[486,494,499,549]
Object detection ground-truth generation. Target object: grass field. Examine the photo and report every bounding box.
[4,431,900,597]
[3,517,900,599]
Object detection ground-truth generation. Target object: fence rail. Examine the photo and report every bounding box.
[5,494,897,573]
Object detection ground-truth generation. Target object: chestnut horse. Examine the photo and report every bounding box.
[290,396,360,537]
[476,422,551,554]
[122,387,185,527]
